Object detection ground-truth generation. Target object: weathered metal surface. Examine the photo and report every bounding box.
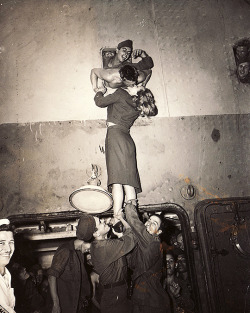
[0,0,250,124]
[195,197,250,313]
[0,114,248,219]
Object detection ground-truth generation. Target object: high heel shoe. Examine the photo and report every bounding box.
[112,221,124,233]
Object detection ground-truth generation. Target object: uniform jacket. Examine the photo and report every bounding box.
[48,240,90,313]
[125,203,171,309]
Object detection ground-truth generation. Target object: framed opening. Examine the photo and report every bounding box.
[233,38,250,84]
[8,202,201,313]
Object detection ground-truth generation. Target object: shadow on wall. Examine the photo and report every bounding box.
[233,38,250,84]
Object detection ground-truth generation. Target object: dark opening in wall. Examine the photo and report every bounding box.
[233,38,250,84]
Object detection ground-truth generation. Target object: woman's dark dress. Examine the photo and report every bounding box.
[94,88,142,193]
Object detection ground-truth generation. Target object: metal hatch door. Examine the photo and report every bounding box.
[194,197,250,313]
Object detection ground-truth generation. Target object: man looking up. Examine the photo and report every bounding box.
[124,201,171,313]
[77,213,137,313]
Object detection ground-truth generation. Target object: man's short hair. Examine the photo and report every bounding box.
[119,65,139,83]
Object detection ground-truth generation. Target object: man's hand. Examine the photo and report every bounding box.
[169,282,181,298]
[112,228,123,238]
[132,49,148,59]
[52,300,61,313]
[126,199,138,207]
[81,242,91,253]
[114,212,125,221]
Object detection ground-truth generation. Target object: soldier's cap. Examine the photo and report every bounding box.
[117,39,133,50]
[76,214,96,241]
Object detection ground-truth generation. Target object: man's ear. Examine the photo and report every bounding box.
[116,48,119,54]
[157,229,162,236]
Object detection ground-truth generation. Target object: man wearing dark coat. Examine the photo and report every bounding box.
[124,201,171,313]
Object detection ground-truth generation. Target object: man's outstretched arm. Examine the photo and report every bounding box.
[48,275,61,313]
[90,68,103,93]
[90,68,120,91]
[140,69,152,87]
[124,201,152,246]
[132,49,154,70]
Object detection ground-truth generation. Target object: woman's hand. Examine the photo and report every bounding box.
[94,86,107,94]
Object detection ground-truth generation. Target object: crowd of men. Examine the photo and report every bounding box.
[0,39,194,313]
[0,206,195,313]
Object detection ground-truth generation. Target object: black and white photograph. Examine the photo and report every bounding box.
[0,1,249,313]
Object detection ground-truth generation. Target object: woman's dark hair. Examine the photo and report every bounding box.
[119,65,139,83]
[135,88,158,117]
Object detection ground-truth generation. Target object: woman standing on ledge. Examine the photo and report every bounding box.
[93,64,157,225]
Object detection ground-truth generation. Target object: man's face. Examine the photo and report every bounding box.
[237,62,250,79]
[177,254,187,273]
[18,267,30,281]
[145,215,162,235]
[170,234,177,246]
[94,217,110,236]
[236,46,249,60]
[0,231,15,267]
[122,77,136,87]
[176,233,184,250]
[166,254,175,275]
[116,46,132,63]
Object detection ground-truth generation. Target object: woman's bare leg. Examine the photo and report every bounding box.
[112,184,124,221]
[124,185,136,203]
